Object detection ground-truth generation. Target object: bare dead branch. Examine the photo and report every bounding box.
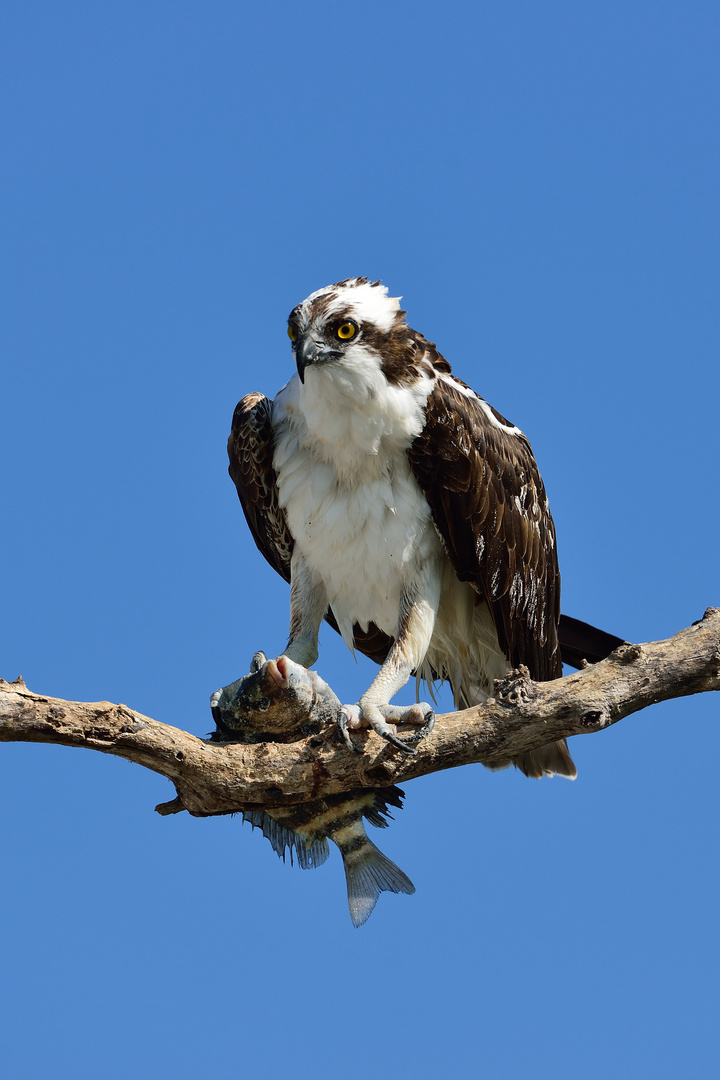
[1,609,718,817]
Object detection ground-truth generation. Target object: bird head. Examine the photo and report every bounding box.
[286,278,413,386]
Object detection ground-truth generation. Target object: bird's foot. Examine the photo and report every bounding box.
[380,703,436,745]
[337,701,435,755]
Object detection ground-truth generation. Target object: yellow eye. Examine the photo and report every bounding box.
[287,324,297,342]
[336,321,357,341]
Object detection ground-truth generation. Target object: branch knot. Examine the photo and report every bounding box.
[614,643,644,664]
[493,665,537,707]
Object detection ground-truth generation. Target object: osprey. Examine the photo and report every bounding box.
[229,278,611,777]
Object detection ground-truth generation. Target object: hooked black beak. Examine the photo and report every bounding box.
[295,334,324,383]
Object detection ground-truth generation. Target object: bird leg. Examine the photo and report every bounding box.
[282,552,328,668]
[339,589,437,755]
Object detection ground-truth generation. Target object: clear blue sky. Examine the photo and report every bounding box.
[1,3,718,1077]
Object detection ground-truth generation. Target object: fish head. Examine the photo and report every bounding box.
[210,653,322,742]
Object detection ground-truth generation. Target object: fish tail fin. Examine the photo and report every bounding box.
[337,823,415,927]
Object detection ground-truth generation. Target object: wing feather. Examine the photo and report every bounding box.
[227,393,294,583]
[408,378,562,681]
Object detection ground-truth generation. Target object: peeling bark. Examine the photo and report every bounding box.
[1,610,718,818]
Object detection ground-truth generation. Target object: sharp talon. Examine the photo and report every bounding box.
[379,730,418,755]
[400,712,435,746]
[363,702,419,755]
[250,651,267,673]
[210,688,223,726]
[337,707,362,753]
[375,703,435,746]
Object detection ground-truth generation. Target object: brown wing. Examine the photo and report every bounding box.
[228,393,395,665]
[228,393,294,583]
[408,378,562,681]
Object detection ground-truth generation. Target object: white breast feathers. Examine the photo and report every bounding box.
[271,366,443,644]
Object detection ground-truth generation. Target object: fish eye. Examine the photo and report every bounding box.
[336,320,357,341]
[287,323,298,342]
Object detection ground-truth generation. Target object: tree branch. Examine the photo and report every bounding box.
[2,610,718,817]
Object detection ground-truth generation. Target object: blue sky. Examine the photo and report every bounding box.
[1,2,718,1077]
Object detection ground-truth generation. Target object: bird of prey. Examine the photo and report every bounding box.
[228,278,619,777]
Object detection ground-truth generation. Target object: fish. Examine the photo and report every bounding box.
[210,650,341,743]
[242,786,415,927]
[210,652,417,925]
